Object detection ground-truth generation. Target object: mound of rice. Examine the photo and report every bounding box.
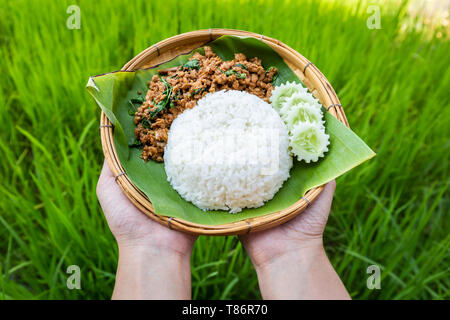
[164,90,292,213]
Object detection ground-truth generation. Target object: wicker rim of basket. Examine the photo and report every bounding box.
[99,28,349,236]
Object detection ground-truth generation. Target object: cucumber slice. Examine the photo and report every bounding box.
[270,81,306,112]
[279,90,320,115]
[289,122,330,163]
[284,102,324,130]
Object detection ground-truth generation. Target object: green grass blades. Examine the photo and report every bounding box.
[87,35,375,225]
[0,0,448,299]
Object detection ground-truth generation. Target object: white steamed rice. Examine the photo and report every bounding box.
[164,90,292,213]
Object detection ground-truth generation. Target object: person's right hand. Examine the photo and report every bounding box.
[239,180,336,269]
[239,181,350,299]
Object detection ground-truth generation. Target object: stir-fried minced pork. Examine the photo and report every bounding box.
[132,46,278,162]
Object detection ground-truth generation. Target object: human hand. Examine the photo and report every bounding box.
[96,160,196,299]
[96,160,197,255]
[239,181,349,299]
[240,180,336,269]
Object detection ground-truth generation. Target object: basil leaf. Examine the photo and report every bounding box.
[182,59,200,70]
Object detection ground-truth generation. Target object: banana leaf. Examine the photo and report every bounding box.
[86,35,375,225]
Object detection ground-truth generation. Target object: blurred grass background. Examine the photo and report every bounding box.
[0,0,448,299]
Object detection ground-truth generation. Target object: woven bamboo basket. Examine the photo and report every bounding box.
[99,28,349,236]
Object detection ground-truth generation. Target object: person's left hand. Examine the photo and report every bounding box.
[96,160,197,256]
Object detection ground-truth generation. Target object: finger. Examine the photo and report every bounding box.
[240,180,336,242]
[100,159,114,180]
[307,180,336,218]
[96,160,122,207]
[97,161,110,196]
[322,180,336,202]
[97,160,145,216]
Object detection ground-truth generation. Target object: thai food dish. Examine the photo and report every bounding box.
[132,46,278,162]
[129,46,330,213]
[164,90,292,213]
[87,34,376,223]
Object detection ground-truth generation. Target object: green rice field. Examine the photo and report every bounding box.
[0,0,448,299]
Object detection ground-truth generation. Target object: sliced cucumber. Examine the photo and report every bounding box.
[289,122,330,163]
[270,81,306,112]
[271,81,329,163]
[284,101,324,130]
